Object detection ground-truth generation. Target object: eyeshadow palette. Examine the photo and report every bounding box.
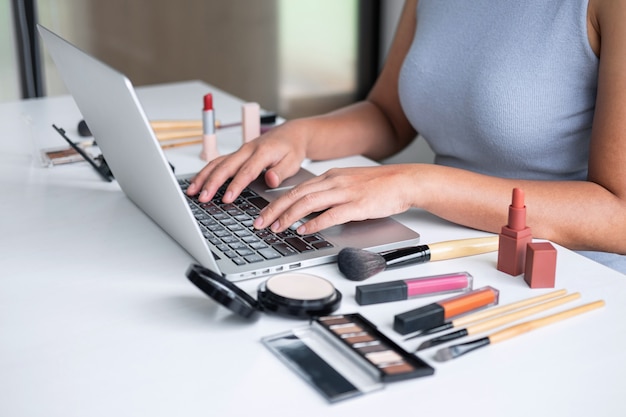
[262,313,435,402]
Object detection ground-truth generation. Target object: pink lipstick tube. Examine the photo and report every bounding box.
[355,272,473,306]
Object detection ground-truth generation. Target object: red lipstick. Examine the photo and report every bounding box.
[200,92,219,161]
[497,188,533,276]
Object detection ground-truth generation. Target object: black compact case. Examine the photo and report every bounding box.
[185,264,342,319]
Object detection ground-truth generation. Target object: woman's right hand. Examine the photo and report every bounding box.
[185,118,310,204]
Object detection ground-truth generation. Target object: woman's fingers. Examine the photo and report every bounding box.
[185,128,306,203]
[253,166,413,235]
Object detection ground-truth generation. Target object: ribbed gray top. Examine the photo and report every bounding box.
[399,0,598,180]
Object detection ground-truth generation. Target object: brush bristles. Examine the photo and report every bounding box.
[337,247,387,281]
[433,337,490,362]
[433,347,456,362]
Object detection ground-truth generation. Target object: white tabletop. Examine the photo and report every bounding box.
[1,81,624,417]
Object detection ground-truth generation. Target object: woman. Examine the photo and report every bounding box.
[186,0,626,273]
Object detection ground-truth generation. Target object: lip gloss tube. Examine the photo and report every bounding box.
[355,272,473,306]
[393,286,500,335]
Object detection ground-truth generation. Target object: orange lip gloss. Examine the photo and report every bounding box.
[393,286,499,335]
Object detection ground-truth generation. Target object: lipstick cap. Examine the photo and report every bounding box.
[356,281,408,305]
[393,304,445,335]
[524,242,557,288]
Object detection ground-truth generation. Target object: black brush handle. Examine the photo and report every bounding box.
[426,328,469,347]
[380,244,430,268]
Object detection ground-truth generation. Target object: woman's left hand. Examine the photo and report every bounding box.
[252,164,420,235]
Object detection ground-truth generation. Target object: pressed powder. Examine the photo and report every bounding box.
[265,273,336,301]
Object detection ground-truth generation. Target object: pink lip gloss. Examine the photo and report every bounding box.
[355,271,473,305]
[200,93,219,161]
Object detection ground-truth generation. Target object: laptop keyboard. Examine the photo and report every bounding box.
[178,178,333,266]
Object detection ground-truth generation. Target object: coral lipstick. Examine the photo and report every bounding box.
[497,188,532,276]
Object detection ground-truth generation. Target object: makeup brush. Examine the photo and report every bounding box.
[337,236,499,281]
[433,300,605,362]
[77,114,277,137]
[416,292,580,351]
[406,288,568,339]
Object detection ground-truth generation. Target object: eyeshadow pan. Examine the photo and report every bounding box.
[354,342,387,354]
[365,350,404,365]
[380,362,415,375]
[331,324,363,335]
[319,316,351,326]
[342,333,375,344]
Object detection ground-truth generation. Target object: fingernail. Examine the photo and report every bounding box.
[199,190,209,200]
[270,220,280,232]
[296,225,306,235]
[253,216,264,229]
[223,190,233,202]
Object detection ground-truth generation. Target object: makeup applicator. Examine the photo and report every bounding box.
[415,292,580,351]
[433,300,605,362]
[337,236,499,281]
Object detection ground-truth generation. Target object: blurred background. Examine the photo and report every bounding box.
[2,0,433,162]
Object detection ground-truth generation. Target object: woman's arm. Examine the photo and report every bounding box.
[371,0,626,254]
[261,0,626,258]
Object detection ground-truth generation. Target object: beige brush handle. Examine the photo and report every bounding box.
[429,236,499,262]
[151,120,202,131]
[156,129,203,141]
[454,289,568,327]
[160,137,202,149]
[489,300,605,344]
[468,293,580,335]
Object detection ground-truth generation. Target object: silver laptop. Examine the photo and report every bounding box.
[38,24,420,281]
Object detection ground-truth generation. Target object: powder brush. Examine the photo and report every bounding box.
[433,300,605,362]
[337,236,499,281]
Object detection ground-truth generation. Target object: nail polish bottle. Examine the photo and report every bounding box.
[497,188,532,276]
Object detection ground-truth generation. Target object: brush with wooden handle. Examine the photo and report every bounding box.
[433,300,605,362]
[337,235,499,281]
[407,289,568,339]
[416,292,580,351]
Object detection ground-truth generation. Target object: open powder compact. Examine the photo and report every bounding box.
[185,264,342,319]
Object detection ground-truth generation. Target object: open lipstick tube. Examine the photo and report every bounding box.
[355,271,473,306]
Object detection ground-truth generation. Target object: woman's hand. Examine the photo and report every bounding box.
[253,164,420,235]
[186,119,311,204]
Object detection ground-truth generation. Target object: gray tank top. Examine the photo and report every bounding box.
[398,1,625,274]
[399,0,597,180]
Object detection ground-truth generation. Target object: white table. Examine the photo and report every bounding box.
[1,81,624,417]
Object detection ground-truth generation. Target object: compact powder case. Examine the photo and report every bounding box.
[185,264,342,319]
